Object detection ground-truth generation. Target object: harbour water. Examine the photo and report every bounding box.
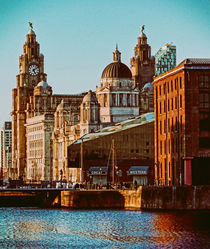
[0,208,210,248]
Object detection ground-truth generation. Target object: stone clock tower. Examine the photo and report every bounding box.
[11,24,47,179]
[130,26,155,90]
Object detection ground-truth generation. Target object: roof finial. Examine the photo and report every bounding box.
[29,22,33,30]
[141,25,145,33]
[116,43,118,50]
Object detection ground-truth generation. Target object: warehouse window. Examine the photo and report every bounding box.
[200,93,210,108]
[199,75,209,89]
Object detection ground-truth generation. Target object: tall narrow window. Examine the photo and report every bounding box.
[180,95,182,108]
[171,80,173,92]
[169,162,171,178]
[168,139,171,154]
[127,94,130,106]
[175,117,178,131]
[180,115,183,131]
[160,120,162,134]
[112,93,116,106]
[171,117,174,131]
[164,119,166,133]
[168,119,170,132]
[104,94,107,107]
[119,93,123,106]
[159,102,162,114]
[175,97,177,109]
[164,140,166,154]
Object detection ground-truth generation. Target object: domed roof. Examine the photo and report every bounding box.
[82,90,98,103]
[142,82,154,92]
[101,62,132,79]
[101,46,132,79]
[37,81,49,88]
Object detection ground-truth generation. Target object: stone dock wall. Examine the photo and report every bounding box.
[0,186,209,210]
[61,186,210,210]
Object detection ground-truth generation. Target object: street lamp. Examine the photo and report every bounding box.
[60,169,63,188]
[99,167,102,185]
[115,166,118,186]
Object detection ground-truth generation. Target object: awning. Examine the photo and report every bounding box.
[88,166,108,176]
[127,166,149,175]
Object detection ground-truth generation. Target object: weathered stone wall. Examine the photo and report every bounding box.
[61,186,210,210]
[0,186,209,210]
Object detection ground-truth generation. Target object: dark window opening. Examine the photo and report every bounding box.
[199,138,210,148]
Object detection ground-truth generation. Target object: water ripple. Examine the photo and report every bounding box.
[0,208,210,248]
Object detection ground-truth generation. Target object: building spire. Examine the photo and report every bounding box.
[113,44,121,62]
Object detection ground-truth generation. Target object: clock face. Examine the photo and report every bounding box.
[29,64,40,76]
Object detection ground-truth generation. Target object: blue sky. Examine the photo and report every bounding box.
[0,0,209,127]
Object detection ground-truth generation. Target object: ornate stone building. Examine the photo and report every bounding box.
[52,100,81,182]
[130,26,155,90]
[11,25,154,182]
[139,82,154,114]
[25,113,54,181]
[96,46,139,123]
[11,26,84,180]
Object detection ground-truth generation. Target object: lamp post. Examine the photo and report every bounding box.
[99,167,102,185]
[80,137,84,183]
[115,166,118,186]
[60,169,63,188]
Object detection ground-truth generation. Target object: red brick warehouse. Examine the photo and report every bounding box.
[153,59,210,186]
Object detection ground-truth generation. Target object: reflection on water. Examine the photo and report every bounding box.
[0,208,210,248]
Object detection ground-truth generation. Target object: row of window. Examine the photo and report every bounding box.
[28,150,43,157]
[159,115,183,134]
[29,140,43,148]
[158,77,182,96]
[27,126,43,133]
[159,95,182,114]
[159,136,183,156]
[98,93,139,107]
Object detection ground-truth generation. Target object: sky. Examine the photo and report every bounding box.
[0,0,209,128]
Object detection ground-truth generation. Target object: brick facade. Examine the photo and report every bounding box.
[153,59,210,186]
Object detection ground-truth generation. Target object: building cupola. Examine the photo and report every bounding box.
[113,44,121,62]
[101,46,132,79]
